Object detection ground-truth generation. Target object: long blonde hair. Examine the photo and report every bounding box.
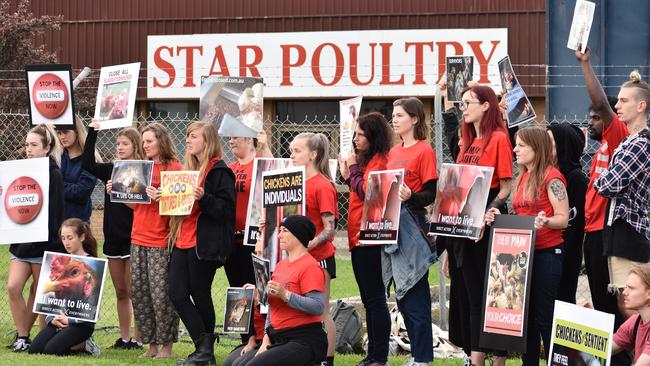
[293,132,331,180]
[168,121,223,246]
[514,127,557,201]
[116,127,145,160]
[71,116,102,162]
[28,124,63,166]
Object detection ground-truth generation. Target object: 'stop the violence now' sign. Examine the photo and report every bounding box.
[147,29,507,99]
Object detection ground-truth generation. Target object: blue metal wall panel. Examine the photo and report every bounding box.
[547,0,650,119]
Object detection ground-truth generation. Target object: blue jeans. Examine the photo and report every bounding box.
[352,246,390,363]
[523,247,563,365]
[396,271,433,363]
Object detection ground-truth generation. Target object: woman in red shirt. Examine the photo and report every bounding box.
[289,132,338,366]
[168,121,236,365]
[454,85,513,366]
[486,127,569,365]
[130,122,181,359]
[246,215,327,366]
[386,97,438,365]
[339,112,392,366]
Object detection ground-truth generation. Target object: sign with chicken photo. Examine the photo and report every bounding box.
[34,252,108,322]
[480,214,535,354]
[223,287,254,334]
[200,76,263,138]
[359,169,404,245]
[93,62,140,130]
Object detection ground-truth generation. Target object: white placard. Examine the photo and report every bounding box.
[94,62,140,129]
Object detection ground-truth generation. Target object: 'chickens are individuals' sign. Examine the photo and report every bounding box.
[34,252,108,323]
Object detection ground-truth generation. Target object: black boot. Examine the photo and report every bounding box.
[185,333,216,366]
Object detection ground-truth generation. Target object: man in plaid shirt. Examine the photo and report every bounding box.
[594,70,650,316]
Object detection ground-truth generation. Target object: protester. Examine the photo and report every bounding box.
[611,265,650,365]
[242,215,327,366]
[56,117,98,222]
[486,127,569,365]
[595,71,650,316]
[289,132,338,366]
[576,48,632,365]
[5,124,64,352]
[547,123,588,304]
[82,121,144,349]
[131,122,181,359]
[339,112,392,366]
[168,121,236,365]
[454,85,513,366]
[28,218,99,356]
[385,97,438,366]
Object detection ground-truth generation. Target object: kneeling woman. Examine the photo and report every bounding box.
[244,215,327,366]
[29,219,98,355]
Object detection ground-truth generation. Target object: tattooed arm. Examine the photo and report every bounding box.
[308,213,336,249]
[536,178,569,230]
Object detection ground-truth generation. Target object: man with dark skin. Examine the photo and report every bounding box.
[577,47,631,366]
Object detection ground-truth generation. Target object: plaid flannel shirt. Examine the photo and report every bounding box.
[595,131,650,241]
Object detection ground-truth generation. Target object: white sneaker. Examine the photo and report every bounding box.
[11,338,30,352]
[84,336,101,356]
[401,358,430,366]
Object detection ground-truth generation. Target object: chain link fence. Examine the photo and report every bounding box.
[0,110,594,335]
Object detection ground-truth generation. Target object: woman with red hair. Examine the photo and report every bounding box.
[453,85,513,366]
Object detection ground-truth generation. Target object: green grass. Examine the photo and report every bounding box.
[0,247,534,365]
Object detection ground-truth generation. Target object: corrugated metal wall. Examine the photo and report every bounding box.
[26,0,545,96]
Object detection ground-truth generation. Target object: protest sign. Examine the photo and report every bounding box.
[223,287,254,334]
[567,0,596,53]
[34,252,108,322]
[429,164,494,240]
[251,254,271,308]
[159,171,199,215]
[446,56,474,102]
[339,96,363,159]
[200,76,264,138]
[498,56,536,127]
[262,166,305,271]
[359,169,404,245]
[480,214,536,353]
[110,160,154,204]
[0,157,50,244]
[25,64,75,128]
[548,301,614,366]
[94,62,140,129]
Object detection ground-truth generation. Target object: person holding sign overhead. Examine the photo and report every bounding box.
[130,122,181,359]
[289,132,338,366]
[83,120,145,349]
[56,117,98,222]
[168,121,236,366]
[28,218,98,356]
[6,124,64,353]
[385,97,438,366]
[486,127,569,365]
[339,112,392,366]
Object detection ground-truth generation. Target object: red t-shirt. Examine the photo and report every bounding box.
[387,140,438,193]
[269,253,325,330]
[585,116,629,232]
[614,314,650,363]
[512,167,566,250]
[132,160,182,248]
[177,158,220,249]
[229,157,258,236]
[456,130,513,189]
[305,174,338,261]
[348,155,388,251]
[253,304,266,341]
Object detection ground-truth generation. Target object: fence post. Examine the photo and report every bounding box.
[433,85,448,331]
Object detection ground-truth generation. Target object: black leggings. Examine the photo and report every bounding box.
[169,247,219,342]
[29,323,94,355]
[243,340,320,366]
[224,244,256,287]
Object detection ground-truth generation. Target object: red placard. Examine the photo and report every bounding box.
[4,176,43,224]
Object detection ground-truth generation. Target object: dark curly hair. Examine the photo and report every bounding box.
[355,112,393,167]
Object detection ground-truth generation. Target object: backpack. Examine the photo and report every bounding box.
[331,300,363,354]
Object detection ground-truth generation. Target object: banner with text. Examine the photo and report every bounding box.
[148,29,508,98]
